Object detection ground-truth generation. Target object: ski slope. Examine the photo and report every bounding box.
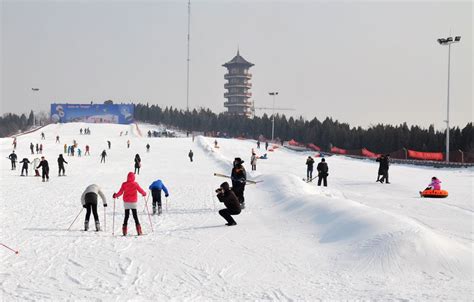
[0,122,472,300]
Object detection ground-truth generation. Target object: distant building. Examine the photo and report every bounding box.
[222,50,254,118]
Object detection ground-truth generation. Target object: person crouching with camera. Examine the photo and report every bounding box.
[216,182,241,226]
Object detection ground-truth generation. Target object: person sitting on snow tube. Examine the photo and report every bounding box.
[420,177,448,198]
[424,176,441,191]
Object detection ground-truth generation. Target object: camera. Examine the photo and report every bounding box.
[215,188,223,193]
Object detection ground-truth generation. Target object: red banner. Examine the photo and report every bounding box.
[407,150,444,161]
[307,143,321,151]
[331,146,347,154]
[361,148,380,158]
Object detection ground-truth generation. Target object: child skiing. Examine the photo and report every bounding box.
[32,157,41,177]
[216,182,241,226]
[188,149,194,162]
[81,184,107,231]
[113,172,147,236]
[148,179,169,215]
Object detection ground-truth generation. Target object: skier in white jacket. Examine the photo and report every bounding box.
[81,184,107,231]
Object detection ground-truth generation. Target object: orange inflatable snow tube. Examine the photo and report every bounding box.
[420,189,448,198]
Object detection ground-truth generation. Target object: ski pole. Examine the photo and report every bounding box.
[103,204,107,232]
[67,208,84,231]
[212,192,216,211]
[112,198,116,235]
[143,196,154,233]
[166,197,168,213]
[143,192,150,213]
[0,243,19,254]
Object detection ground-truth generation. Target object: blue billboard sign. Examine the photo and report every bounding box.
[50,103,134,124]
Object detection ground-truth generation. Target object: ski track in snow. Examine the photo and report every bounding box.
[0,123,472,300]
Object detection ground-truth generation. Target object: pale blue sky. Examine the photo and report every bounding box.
[1,0,472,129]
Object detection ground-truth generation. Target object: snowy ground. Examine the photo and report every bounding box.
[0,122,472,300]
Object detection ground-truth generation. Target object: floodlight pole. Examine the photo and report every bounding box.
[186,0,191,112]
[32,88,40,126]
[268,92,278,141]
[438,36,460,163]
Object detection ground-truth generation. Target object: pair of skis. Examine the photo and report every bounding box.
[303,176,318,183]
[213,173,263,185]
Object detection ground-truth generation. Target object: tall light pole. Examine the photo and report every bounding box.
[268,92,278,141]
[186,0,191,112]
[32,88,40,126]
[437,35,461,162]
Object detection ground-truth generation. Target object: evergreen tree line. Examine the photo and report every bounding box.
[0,111,35,137]
[134,104,473,153]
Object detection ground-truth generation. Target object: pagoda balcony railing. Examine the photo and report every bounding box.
[224,92,252,98]
[224,83,252,89]
[224,101,253,107]
[224,73,252,79]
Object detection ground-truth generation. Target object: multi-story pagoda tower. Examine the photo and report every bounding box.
[222,50,254,117]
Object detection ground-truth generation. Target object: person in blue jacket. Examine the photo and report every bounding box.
[149,179,169,215]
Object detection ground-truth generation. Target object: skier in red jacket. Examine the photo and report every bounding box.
[113,172,147,236]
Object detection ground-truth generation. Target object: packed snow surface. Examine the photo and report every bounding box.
[0,123,472,300]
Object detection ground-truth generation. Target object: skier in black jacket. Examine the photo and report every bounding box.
[306,156,315,181]
[36,156,49,182]
[231,157,247,209]
[19,158,30,176]
[100,150,107,163]
[188,150,194,162]
[216,182,241,226]
[57,154,68,176]
[376,154,390,184]
[8,151,17,170]
[317,158,329,187]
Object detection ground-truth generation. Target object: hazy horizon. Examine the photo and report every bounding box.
[1,0,472,130]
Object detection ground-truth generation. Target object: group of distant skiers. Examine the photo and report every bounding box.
[80,128,91,135]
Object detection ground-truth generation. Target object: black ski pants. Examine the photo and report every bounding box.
[101,156,106,163]
[318,175,327,187]
[42,168,49,181]
[219,209,240,224]
[21,166,28,176]
[11,160,16,170]
[85,193,99,222]
[123,209,139,226]
[151,189,162,208]
[232,186,245,204]
[307,168,313,180]
[59,165,65,175]
[379,170,389,183]
[134,167,140,174]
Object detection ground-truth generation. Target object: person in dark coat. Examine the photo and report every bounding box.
[265,141,269,150]
[376,154,390,184]
[8,151,17,170]
[134,154,141,174]
[316,158,329,187]
[36,156,49,182]
[216,182,241,226]
[30,143,34,155]
[57,154,68,176]
[306,156,315,181]
[107,141,111,149]
[188,150,194,162]
[100,150,107,163]
[231,157,247,209]
[146,144,150,152]
[19,158,30,176]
